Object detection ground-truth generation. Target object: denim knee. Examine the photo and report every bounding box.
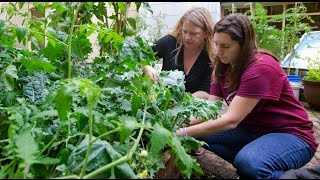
[233,133,315,179]
[234,152,285,179]
[234,149,262,179]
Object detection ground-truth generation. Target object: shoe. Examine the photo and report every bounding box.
[192,147,205,156]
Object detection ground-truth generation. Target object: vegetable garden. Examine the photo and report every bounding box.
[0,2,222,179]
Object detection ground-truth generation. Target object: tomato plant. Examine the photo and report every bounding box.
[0,2,222,179]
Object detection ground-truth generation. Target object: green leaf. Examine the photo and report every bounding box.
[114,161,136,179]
[40,41,66,61]
[4,64,18,79]
[150,124,170,156]
[1,65,18,91]
[14,127,39,164]
[117,2,125,14]
[55,85,73,122]
[33,110,58,119]
[126,17,136,29]
[71,31,92,60]
[22,72,50,104]
[68,136,136,179]
[20,58,56,73]
[47,27,58,47]
[119,115,137,143]
[0,164,11,178]
[15,25,27,43]
[131,94,142,116]
[32,157,60,165]
[32,31,45,47]
[0,19,4,29]
[171,136,201,179]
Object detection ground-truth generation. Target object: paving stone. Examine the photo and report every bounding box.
[303,101,320,169]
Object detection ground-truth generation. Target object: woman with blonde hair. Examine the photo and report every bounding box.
[143,6,216,99]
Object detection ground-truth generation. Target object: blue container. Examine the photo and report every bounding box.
[287,75,301,82]
[287,75,301,100]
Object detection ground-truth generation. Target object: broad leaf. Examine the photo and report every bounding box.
[131,94,142,116]
[150,124,170,156]
[171,136,202,179]
[68,136,136,178]
[55,85,73,122]
[47,27,59,47]
[15,25,27,43]
[20,58,56,73]
[1,65,18,91]
[14,127,38,164]
[32,31,45,47]
[119,115,137,143]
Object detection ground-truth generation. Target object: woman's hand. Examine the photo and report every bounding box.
[143,65,158,82]
[192,91,209,99]
[175,128,183,137]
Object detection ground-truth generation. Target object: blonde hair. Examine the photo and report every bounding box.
[168,7,216,64]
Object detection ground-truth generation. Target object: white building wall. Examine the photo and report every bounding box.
[139,2,221,42]
[0,2,222,62]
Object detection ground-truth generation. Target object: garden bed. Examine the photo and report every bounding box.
[155,149,239,179]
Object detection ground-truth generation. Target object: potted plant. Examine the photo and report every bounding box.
[302,53,320,110]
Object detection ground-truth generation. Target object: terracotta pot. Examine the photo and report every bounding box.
[302,79,320,110]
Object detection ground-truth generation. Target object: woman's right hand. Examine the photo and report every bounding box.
[143,65,158,82]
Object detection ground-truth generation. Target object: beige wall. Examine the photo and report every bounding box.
[0,2,30,49]
[0,2,221,62]
[0,2,27,25]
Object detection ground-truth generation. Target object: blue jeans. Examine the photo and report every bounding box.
[199,124,315,179]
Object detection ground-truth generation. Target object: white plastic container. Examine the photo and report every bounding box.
[287,75,301,100]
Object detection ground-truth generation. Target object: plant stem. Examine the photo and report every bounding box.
[67,2,83,79]
[79,106,93,178]
[0,139,9,143]
[25,2,30,51]
[40,124,61,155]
[92,127,121,144]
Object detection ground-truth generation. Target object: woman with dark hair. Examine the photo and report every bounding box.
[176,13,318,179]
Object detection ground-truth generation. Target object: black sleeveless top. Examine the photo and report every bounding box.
[152,35,213,93]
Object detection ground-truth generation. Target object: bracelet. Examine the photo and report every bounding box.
[182,124,187,136]
[183,127,187,136]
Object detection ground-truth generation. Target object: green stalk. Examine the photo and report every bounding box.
[1,160,14,177]
[67,3,83,79]
[25,2,30,51]
[92,127,121,144]
[0,139,9,143]
[80,105,93,178]
[55,103,148,179]
[40,124,61,155]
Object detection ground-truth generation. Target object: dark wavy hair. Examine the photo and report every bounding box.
[211,13,279,91]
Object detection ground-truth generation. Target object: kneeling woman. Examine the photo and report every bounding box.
[177,13,318,179]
